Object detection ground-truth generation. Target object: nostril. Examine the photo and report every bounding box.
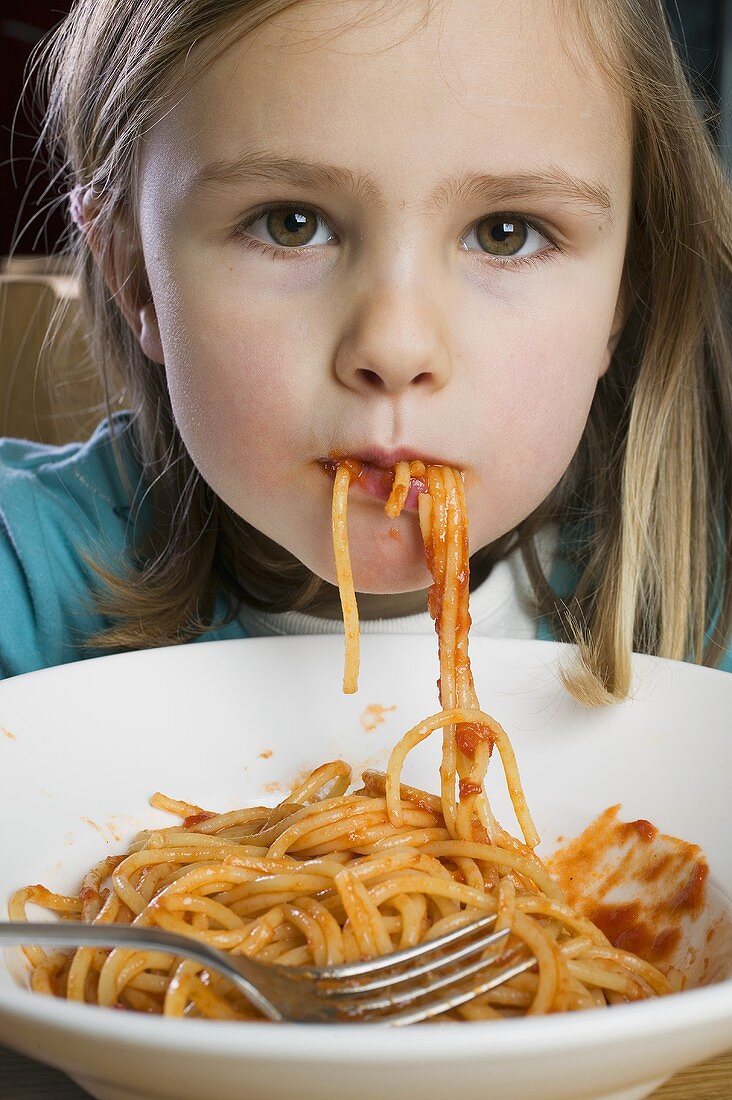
[357,368,384,389]
[355,368,433,390]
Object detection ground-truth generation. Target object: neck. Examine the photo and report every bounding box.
[305,554,496,622]
[310,587,432,621]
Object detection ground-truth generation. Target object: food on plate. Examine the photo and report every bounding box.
[11,462,688,1018]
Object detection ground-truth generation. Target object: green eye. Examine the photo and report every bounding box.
[266,208,319,247]
[475,217,528,256]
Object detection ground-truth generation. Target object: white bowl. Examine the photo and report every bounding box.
[0,636,731,1100]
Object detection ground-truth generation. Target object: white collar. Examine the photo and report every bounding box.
[238,525,558,640]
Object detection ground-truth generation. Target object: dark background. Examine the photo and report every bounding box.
[0,0,729,260]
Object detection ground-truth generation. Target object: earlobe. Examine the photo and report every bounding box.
[138,301,165,364]
[109,244,165,364]
[84,210,164,364]
[599,326,620,378]
[599,276,630,378]
[113,262,165,364]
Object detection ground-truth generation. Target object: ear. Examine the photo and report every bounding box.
[599,270,630,377]
[87,209,165,365]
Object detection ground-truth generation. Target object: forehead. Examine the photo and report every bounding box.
[142,0,631,208]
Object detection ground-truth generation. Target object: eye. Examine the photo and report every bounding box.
[461,215,551,260]
[239,205,335,250]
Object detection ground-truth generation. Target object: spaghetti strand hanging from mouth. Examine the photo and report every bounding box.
[332,463,360,693]
[331,458,430,694]
[331,459,541,852]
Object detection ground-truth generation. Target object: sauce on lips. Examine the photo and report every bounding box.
[321,455,427,513]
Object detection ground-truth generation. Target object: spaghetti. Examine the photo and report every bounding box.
[11,461,676,1019]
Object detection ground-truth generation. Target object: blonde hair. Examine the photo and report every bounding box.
[27,0,732,704]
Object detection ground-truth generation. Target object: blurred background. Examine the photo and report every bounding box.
[0,0,731,444]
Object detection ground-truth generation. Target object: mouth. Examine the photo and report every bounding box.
[317,448,454,513]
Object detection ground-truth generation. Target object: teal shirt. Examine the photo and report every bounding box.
[1,413,730,678]
[0,414,244,679]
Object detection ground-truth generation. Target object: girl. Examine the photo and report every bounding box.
[1,0,730,706]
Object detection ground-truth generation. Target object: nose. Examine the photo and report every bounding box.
[333,282,452,395]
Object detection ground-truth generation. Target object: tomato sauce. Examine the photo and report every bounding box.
[549,804,709,970]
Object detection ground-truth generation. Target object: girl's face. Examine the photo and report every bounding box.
[134,0,631,601]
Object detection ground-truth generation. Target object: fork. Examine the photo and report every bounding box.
[0,916,535,1024]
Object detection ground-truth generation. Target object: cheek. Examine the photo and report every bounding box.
[155,287,310,498]
[502,346,597,466]
[463,291,610,537]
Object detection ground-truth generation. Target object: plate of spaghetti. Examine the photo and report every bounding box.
[1,461,731,1100]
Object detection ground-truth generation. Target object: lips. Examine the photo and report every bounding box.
[318,450,447,513]
[338,446,446,469]
[351,462,426,511]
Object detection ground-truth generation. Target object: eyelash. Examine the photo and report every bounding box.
[233,203,561,270]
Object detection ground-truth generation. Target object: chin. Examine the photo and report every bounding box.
[308,551,432,595]
[350,559,432,594]
[296,512,432,594]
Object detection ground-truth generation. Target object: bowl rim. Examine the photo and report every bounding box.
[1,959,731,1058]
[4,632,732,688]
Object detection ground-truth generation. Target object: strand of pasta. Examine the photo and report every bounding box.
[332,464,359,693]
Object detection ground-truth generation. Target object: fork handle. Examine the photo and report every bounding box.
[0,920,283,1021]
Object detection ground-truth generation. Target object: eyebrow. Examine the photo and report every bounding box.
[192,151,613,218]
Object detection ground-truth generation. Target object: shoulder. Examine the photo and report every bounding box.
[537,521,732,675]
[712,646,732,674]
[0,413,141,678]
[0,411,137,512]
